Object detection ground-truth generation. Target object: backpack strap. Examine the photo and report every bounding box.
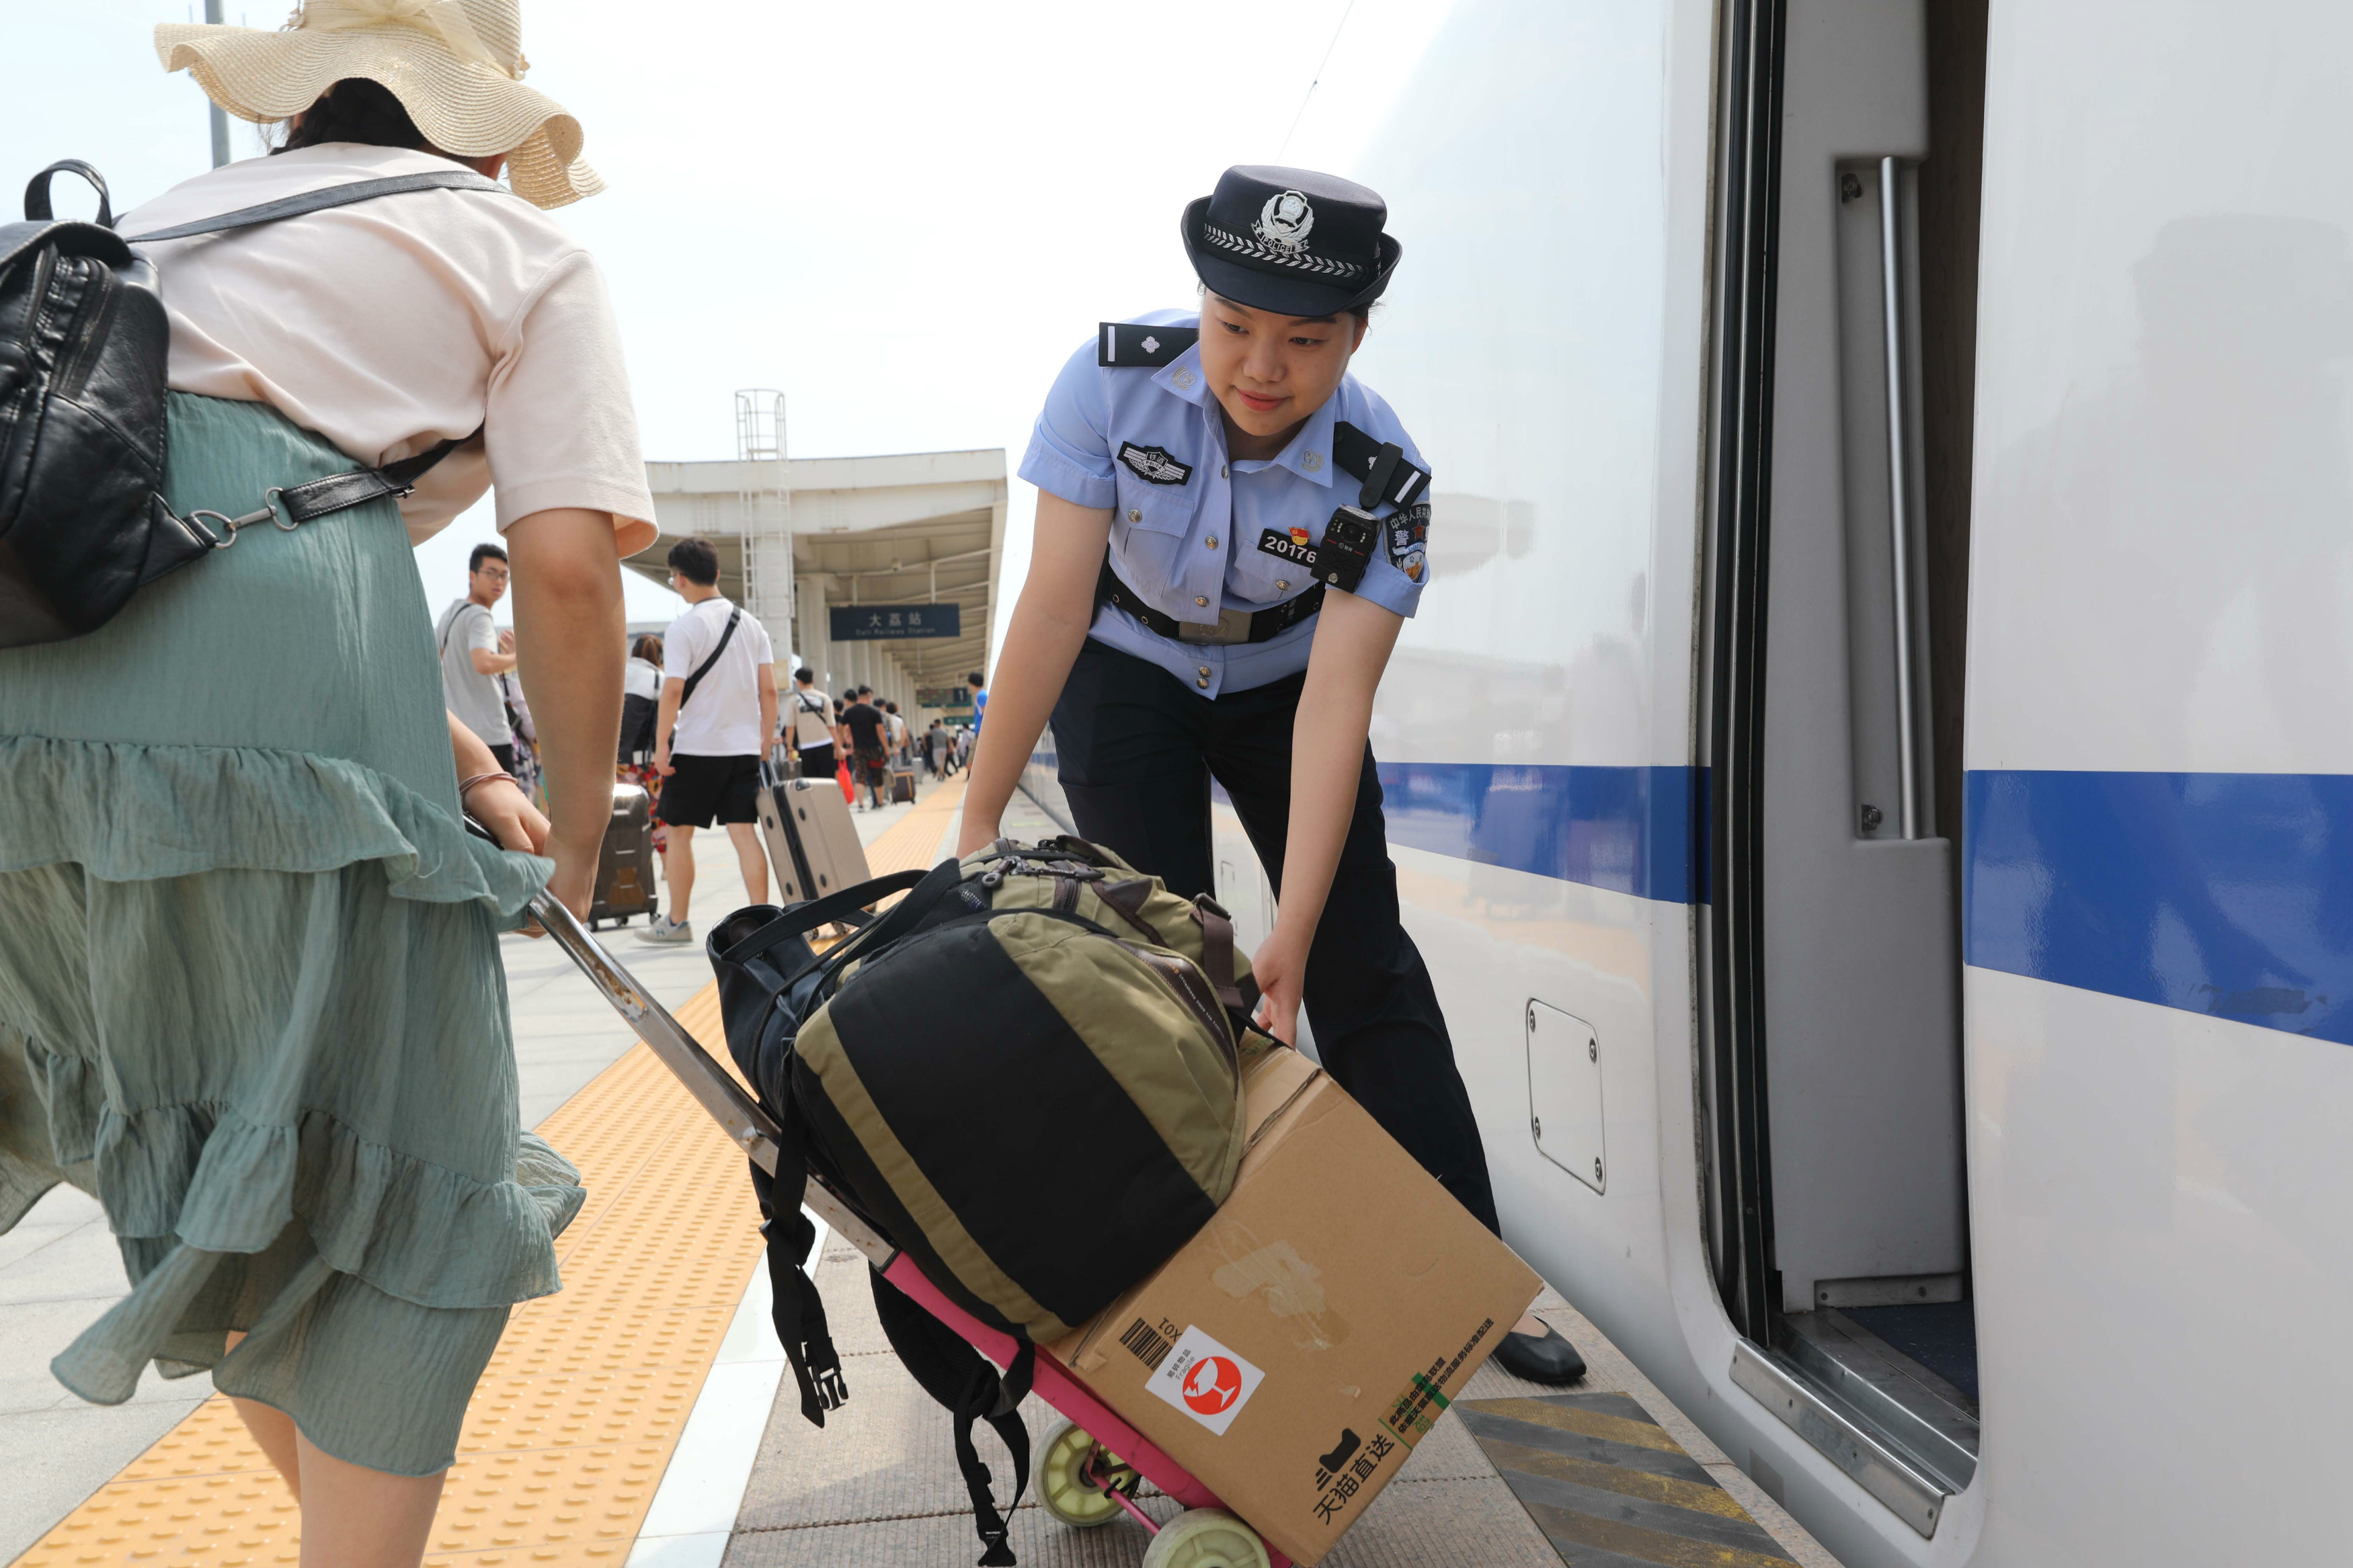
[676,606,742,714]
[870,1270,1035,1567]
[1190,897,1248,1012]
[748,1130,849,1426]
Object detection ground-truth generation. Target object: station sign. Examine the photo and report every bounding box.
[830,603,960,641]
[917,686,971,710]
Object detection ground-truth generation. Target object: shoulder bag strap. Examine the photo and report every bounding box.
[121,168,506,244]
[676,607,742,714]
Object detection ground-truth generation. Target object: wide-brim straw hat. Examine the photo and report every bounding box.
[154,0,600,209]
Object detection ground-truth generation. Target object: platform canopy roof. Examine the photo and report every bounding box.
[632,448,1006,709]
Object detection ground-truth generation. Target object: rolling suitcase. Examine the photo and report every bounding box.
[887,766,917,804]
[755,761,872,903]
[588,782,658,930]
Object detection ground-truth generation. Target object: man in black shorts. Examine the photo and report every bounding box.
[840,686,890,811]
[643,537,777,944]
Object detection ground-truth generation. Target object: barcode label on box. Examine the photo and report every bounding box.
[1120,1317,1172,1370]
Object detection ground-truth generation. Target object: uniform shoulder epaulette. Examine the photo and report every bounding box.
[1098,322,1199,368]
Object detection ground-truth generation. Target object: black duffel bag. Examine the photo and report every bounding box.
[0,159,495,647]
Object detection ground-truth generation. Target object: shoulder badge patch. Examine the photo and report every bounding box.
[1119,443,1194,486]
[1387,501,1429,583]
[1258,526,1320,569]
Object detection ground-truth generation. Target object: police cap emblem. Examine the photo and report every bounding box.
[1254,190,1316,255]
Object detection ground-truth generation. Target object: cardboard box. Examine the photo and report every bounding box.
[1050,1047,1542,1565]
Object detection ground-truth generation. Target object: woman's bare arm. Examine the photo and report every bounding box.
[957,493,1113,855]
[505,507,625,916]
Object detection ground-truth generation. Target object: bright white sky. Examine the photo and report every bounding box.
[4,0,1455,649]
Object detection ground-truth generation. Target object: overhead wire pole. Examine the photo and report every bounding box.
[204,0,231,167]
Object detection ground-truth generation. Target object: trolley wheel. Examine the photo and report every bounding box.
[1140,1508,1271,1568]
[1037,1419,1136,1528]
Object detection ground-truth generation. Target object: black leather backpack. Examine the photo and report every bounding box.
[0,159,500,649]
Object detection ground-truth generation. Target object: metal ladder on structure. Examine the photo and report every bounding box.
[734,389,793,667]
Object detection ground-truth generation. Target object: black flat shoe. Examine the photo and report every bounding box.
[1495,1322,1587,1385]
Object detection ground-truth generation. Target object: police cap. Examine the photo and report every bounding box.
[1181,165,1401,319]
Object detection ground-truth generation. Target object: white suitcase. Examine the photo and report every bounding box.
[756,763,873,903]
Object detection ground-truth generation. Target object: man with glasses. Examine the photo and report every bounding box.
[434,542,520,772]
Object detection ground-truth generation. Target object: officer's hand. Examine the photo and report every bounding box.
[955,816,1002,860]
[1250,927,1308,1046]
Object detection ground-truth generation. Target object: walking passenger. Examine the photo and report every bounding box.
[619,634,667,852]
[786,666,836,780]
[0,8,653,1557]
[960,165,1583,1385]
[644,537,777,942]
[436,541,520,772]
[840,687,889,810]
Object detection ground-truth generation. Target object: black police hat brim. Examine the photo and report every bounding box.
[1179,196,1401,319]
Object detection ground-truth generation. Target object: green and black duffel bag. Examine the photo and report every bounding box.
[709,836,1261,1565]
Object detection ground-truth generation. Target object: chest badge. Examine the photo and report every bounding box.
[1118,443,1194,487]
[1258,527,1321,568]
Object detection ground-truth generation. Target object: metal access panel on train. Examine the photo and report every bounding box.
[1525,1001,1605,1194]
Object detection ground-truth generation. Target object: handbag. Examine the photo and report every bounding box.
[0,160,502,647]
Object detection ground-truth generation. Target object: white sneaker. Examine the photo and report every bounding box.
[639,915,693,944]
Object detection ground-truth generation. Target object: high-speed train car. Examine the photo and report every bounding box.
[1024,2,2353,1563]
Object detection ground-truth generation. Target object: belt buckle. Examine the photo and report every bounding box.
[1177,608,1253,645]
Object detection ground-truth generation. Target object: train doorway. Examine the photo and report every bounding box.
[1698,0,1988,1535]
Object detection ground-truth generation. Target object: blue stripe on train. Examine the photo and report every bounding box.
[1966,770,2353,1046]
[1374,762,1706,905]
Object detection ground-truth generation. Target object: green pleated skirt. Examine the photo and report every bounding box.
[0,393,582,1477]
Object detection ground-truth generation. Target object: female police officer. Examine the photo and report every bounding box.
[959,166,1580,1384]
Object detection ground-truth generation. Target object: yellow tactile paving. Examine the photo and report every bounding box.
[11,782,969,1568]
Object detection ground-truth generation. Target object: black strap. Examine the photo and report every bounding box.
[1332,421,1431,509]
[121,169,507,243]
[748,1146,848,1428]
[24,160,112,227]
[716,867,929,968]
[676,607,742,714]
[869,1271,1034,1566]
[1094,552,1325,645]
[276,431,477,523]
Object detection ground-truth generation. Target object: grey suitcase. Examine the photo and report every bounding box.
[756,763,872,903]
[887,767,917,804]
[589,782,659,929]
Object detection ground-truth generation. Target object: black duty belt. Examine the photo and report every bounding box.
[1095,554,1324,645]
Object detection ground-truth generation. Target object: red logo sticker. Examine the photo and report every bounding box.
[1183,1355,1244,1415]
[1289,526,1312,548]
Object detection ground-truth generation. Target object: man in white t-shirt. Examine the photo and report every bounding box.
[642,537,776,944]
[786,667,836,779]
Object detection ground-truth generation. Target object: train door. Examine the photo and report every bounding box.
[1699,0,1989,1536]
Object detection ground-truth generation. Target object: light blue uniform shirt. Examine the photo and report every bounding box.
[1018,308,1431,698]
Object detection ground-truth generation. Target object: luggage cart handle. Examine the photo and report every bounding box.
[527,886,789,1172]
[469,817,897,1262]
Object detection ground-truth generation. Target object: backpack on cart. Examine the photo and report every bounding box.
[708,837,1263,1565]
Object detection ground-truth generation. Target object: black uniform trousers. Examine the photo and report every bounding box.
[1050,636,1500,1233]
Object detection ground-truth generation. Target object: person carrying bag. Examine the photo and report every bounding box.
[0,6,656,1561]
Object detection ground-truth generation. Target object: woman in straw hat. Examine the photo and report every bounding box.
[0,3,655,1558]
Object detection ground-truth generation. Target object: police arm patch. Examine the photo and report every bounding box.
[1387,501,1429,585]
[1118,442,1194,486]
